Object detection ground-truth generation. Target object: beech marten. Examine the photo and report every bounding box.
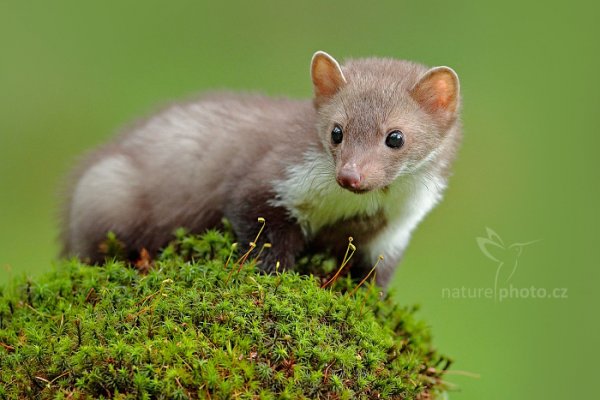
[62,51,462,286]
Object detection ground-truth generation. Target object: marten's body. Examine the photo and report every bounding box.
[62,52,462,286]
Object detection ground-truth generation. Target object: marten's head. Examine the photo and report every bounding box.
[311,51,460,193]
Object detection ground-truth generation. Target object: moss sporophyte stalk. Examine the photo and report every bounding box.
[0,227,451,399]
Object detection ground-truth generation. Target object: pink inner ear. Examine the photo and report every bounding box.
[434,78,452,108]
[313,70,339,97]
[411,68,459,125]
[415,70,458,114]
[312,54,345,100]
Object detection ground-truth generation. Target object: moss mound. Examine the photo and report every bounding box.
[0,230,450,399]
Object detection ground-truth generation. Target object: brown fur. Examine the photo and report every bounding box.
[61,52,462,286]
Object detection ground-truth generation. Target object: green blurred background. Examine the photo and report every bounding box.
[1,1,597,398]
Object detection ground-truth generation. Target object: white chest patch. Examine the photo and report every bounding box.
[269,149,446,261]
[269,150,381,236]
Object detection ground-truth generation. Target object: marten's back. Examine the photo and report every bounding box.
[62,93,318,261]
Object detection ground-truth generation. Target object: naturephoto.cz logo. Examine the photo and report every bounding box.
[441,227,568,302]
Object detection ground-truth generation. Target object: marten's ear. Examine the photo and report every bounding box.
[410,66,460,126]
[311,51,346,105]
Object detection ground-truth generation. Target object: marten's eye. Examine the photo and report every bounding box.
[331,124,343,145]
[385,130,405,149]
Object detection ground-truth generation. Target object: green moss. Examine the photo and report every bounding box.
[0,229,450,399]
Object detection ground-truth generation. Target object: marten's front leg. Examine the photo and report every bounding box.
[225,197,305,273]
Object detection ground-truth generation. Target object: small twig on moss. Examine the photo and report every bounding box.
[234,243,256,274]
[255,242,271,261]
[440,369,479,378]
[84,287,95,303]
[223,243,238,272]
[321,237,355,288]
[359,272,377,317]
[135,288,163,308]
[0,341,15,352]
[349,255,383,297]
[49,370,71,384]
[24,303,48,319]
[226,218,266,284]
[35,376,50,384]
